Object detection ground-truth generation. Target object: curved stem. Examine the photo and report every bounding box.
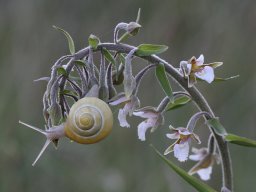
[60,43,233,191]
[154,55,233,191]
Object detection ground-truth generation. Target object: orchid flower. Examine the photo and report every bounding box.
[133,96,169,141]
[164,126,201,162]
[109,93,140,128]
[133,107,164,141]
[180,54,223,87]
[188,147,220,181]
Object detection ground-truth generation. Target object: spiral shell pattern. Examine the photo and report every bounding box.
[64,97,113,144]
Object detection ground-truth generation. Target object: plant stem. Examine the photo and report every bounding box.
[68,42,233,191]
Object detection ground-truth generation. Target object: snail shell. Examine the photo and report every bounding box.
[19,97,113,166]
[64,97,113,144]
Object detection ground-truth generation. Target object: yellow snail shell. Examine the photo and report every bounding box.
[64,97,113,144]
[19,97,113,166]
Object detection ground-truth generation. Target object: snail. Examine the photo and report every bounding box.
[19,97,113,166]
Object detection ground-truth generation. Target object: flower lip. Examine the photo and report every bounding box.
[194,66,214,83]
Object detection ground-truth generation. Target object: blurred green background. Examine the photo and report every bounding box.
[0,0,255,191]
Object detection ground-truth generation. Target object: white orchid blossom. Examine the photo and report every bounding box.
[164,127,201,162]
[188,147,220,181]
[133,107,164,141]
[109,93,140,128]
[180,54,223,87]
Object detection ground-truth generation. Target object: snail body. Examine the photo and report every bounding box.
[19,97,113,166]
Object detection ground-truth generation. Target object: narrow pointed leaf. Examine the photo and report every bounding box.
[102,48,116,65]
[119,53,126,64]
[225,133,256,147]
[155,63,173,100]
[136,44,168,56]
[88,34,100,49]
[166,96,191,111]
[151,145,217,192]
[53,25,75,54]
[206,118,227,136]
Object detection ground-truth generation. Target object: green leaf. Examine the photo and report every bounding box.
[88,34,100,49]
[155,63,173,100]
[206,118,227,136]
[166,96,191,111]
[225,133,256,147]
[57,67,68,77]
[53,25,75,54]
[214,75,239,82]
[102,48,116,65]
[136,44,168,56]
[151,145,218,192]
[74,60,86,66]
[118,53,126,64]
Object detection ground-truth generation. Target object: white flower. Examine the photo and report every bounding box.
[180,54,223,87]
[164,127,201,162]
[133,107,164,141]
[109,93,140,128]
[188,147,220,181]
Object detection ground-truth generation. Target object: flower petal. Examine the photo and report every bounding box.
[205,62,223,68]
[133,111,158,119]
[196,54,204,66]
[137,121,153,141]
[166,133,179,139]
[189,154,203,161]
[189,147,208,161]
[109,95,129,105]
[173,142,190,162]
[178,128,192,136]
[118,108,130,128]
[195,66,214,83]
[164,142,176,155]
[191,133,201,144]
[197,166,212,181]
[180,61,191,76]
[188,74,197,87]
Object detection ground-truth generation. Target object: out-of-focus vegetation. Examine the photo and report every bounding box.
[0,0,255,191]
